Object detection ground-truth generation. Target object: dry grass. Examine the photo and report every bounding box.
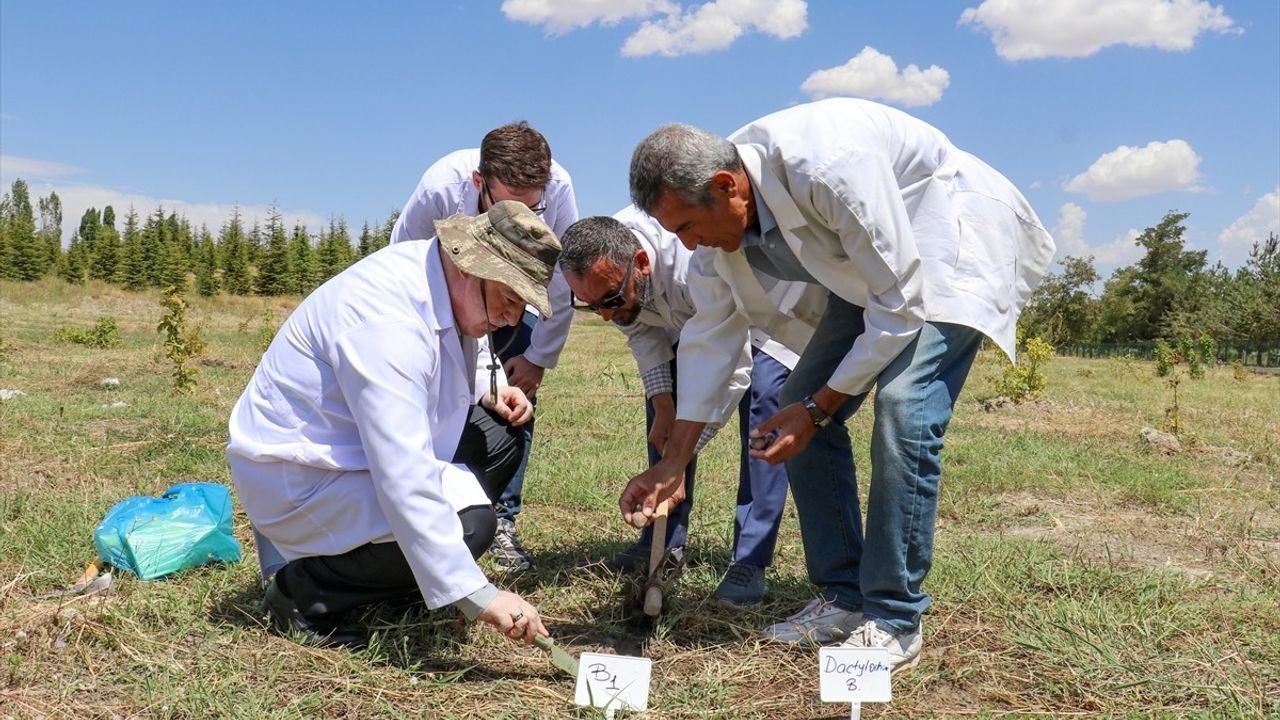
[2,278,1278,719]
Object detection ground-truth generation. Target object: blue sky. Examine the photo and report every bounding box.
[2,1,1277,274]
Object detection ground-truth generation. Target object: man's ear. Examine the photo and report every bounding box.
[471,170,484,191]
[711,170,738,197]
[634,247,653,277]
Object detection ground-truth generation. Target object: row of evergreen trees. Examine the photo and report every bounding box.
[0,178,397,296]
[2,178,1276,354]
[1019,211,1279,354]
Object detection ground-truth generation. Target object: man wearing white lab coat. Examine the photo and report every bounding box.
[228,201,560,649]
[391,121,579,573]
[559,207,827,606]
[621,99,1055,670]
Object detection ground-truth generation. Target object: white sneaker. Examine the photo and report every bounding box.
[763,598,864,644]
[839,619,922,672]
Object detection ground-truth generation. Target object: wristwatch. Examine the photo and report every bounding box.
[801,395,831,428]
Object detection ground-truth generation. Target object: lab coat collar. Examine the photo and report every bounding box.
[423,239,457,334]
[736,143,808,232]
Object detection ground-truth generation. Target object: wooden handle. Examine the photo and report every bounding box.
[643,500,671,617]
[647,500,670,576]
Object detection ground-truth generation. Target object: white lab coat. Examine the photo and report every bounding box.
[390,148,580,369]
[676,98,1055,423]
[227,240,497,609]
[613,205,824,420]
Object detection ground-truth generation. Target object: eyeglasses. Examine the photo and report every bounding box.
[482,178,547,216]
[572,257,635,312]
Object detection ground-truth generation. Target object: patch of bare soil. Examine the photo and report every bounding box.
[996,490,1279,586]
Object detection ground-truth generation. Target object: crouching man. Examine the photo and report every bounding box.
[227,201,560,649]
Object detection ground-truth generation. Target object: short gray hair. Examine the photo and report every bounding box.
[558,216,639,277]
[629,123,741,214]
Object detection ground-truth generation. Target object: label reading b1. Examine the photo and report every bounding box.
[574,652,652,712]
[818,647,893,703]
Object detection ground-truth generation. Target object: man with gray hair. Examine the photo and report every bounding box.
[559,207,823,606]
[229,201,560,650]
[620,98,1055,671]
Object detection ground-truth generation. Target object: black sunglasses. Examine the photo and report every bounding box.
[572,257,635,312]
[482,178,547,216]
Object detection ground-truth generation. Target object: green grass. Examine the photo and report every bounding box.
[2,278,1278,718]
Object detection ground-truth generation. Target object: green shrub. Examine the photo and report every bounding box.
[996,336,1054,402]
[52,316,123,349]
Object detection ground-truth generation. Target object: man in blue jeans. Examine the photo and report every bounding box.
[559,209,822,605]
[619,99,1055,671]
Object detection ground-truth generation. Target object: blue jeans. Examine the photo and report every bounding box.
[639,347,791,568]
[490,311,537,522]
[780,296,982,633]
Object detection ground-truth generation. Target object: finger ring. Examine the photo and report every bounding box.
[512,612,524,622]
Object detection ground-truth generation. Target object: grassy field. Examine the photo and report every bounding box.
[2,278,1278,719]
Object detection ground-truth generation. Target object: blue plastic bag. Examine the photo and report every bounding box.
[94,482,242,580]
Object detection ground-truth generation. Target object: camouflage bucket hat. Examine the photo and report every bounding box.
[434,200,562,318]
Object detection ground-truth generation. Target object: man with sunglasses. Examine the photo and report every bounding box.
[391,121,579,573]
[559,207,828,606]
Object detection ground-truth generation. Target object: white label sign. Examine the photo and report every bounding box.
[574,652,652,712]
[818,647,893,703]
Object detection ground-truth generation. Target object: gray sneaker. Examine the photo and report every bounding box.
[489,518,535,573]
[763,597,864,644]
[839,619,922,673]
[713,562,766,607]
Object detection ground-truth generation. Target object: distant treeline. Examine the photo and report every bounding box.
[1019,210,1279,364]
[0,178,397,296]
[2,178,1277,361]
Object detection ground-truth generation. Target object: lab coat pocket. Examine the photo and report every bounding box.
[953,202,1016,314]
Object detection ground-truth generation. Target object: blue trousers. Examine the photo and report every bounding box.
[780,295,983,633]
[490,311,537,522]
[639,347,791,567]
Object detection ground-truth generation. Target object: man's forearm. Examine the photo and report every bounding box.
[660,419,705,465]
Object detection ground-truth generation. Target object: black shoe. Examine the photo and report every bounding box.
[602,542,685,574]
[262,577,367,648]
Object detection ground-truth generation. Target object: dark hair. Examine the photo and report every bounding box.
[479,121,552,189]
[558,216,640,277]
[629,123,741,213]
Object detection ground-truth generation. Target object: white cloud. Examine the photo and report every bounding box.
[960,0,1239,61]
[1217,187,1280,261]
[621,0,807,58]
[1048,202,1144,269]
[0,154,85,180]
[500,0,675,33]
[1065,139,1203,202]
[1095,228,1146,267]
[1053,202,1090,258]
[800,47,949,107]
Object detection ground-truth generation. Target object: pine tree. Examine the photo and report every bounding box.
[0,191,12,280]
[6,180,41,281]
[219,208,252,295]
[358,222,375,258]
[37,191,63,277]
[287,222,318,295]
[193,226,220,297]
[92,224,121,283]
[156,212,192,293]
[59,231,89,284]
[102,206,116,230]
[255,205,292,296]
[118,207,149,291]
[316,217,354,282]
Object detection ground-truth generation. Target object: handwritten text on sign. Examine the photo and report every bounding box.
[818,647,893,702]
[574,652,652,712]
